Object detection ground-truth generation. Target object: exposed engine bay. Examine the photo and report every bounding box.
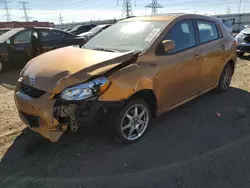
[53,99,108,132]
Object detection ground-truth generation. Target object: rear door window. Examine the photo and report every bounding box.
[39,30,54,40]
[39,29,65,41]
[52,30,65,38]
[196,21,219,44]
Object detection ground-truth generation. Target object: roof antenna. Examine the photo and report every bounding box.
[194,11,197,14]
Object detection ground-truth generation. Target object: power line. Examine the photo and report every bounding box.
[145,0,163,15]
[1,0,11,22]
[122,0,133,18]
[19,1,31,22]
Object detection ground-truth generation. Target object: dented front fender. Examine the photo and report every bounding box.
[99,63,158,102]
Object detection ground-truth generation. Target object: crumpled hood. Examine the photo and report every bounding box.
[20,46,134,93]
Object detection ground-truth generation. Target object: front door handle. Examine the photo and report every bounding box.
[193,54,200,59]
[221,44,226,50]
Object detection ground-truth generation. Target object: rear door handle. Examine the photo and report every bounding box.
[193,54,200,59]
[221,44,226,50]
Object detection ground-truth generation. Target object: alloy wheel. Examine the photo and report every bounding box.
[221,65,232,90]
[120,104,149,141]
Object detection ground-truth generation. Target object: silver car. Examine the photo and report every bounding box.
[235,27,250,57]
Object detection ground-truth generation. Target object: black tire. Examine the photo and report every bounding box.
[214,63,233,93]
[0,59,7,74]
[237,52,244,57]
[113,98,152,144]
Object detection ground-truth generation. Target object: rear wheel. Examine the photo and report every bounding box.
[215,63,233,93]
[113,98,151,144]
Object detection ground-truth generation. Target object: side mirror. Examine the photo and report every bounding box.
[162,40,175,53]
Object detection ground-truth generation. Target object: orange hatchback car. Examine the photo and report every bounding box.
[14,14,237,143]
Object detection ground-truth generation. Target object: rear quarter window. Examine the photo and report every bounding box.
[196,21,219,44]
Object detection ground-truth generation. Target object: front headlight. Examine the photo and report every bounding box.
[235,33,246,44]
[61,76,111,101]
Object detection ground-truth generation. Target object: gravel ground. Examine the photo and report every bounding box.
[0,56,250,188]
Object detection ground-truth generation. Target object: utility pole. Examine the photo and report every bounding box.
[238,0,242,13]
[59,13,63,25]
[19,1,31,22]
[227,5,231,14]
[122,0,133,18]
[1,0,11,22]
[145,0,163,15]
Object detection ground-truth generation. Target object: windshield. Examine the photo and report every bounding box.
[89,25,107,33]
[70,25,82,32]
[84,21,168,52]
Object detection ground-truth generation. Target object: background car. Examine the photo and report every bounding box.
[0,27,86,73]
[235,26,250,57]
[222,18,235,33]
[68,24,96,35]
[0,28,12,36]
[78,24,111,41]
[63,28,71,32]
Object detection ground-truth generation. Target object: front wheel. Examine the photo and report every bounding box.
[214,63,233,93]
[113,98,151,144]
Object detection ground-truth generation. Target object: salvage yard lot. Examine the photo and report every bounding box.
[0,57,250,188]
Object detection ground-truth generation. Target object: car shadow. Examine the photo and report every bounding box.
[0,69,21,90]
[0,87,250,188]
[238,53,250,61]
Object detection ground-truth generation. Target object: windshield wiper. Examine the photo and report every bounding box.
[93,48,118,53]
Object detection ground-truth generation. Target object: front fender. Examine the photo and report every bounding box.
[98,63,157,102]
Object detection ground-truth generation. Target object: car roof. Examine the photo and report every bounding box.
[0,28,12,30]
[0,28,25,43]
[122,13,221,23]
[7,27,25,31]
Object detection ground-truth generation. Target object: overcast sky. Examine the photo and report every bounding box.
[1,0,249,24]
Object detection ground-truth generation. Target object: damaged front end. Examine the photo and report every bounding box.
[15,49,138,142]
[52,76,112,130]
[53,97,119,134]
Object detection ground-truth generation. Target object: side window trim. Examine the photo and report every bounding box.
[157,19,198,56]
[194,19,222,45]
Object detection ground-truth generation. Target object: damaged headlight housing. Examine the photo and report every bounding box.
[61,76,111,101]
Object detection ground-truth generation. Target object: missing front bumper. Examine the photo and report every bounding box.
[15,85,124,142]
